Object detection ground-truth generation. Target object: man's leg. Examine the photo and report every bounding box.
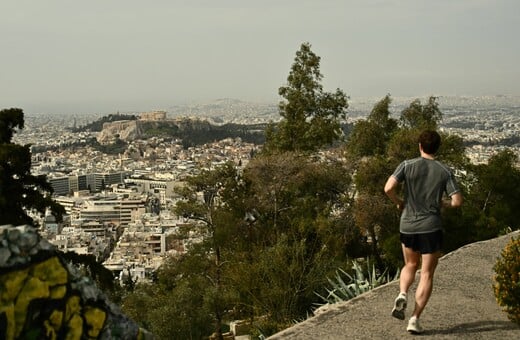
[412,251,441,318]
[400,244,420,294]
[392,244,420,319]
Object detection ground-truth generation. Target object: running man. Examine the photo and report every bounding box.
[384,130,463,334]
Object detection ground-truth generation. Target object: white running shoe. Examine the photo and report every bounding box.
[407,317,424,334]
[391,292,407,320]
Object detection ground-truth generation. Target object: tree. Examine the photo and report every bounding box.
[352,156,398,267]
[122,249,219,339]
[0,108,64,226]
[123,163,247,338]
[344,96,401,267]
[386,128,421,162]
[459,150,520,241]
[435,133,468,168]
[387,97,462,163]
[400,96,442,130]
[346,94,398,159]
[264,43,349,153]
[234,153,354,326]
[173,162,243,340]
[348,97,467,268]
[126,153,357,337]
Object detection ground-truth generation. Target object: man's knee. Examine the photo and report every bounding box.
[405,260,420,271]
[420,253,440,276]
[419,268,436,280]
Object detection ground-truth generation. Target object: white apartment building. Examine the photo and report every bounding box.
[78,196,146,227]
[48,172,129,195]
[124,177,184,207]
[103,224,167,282]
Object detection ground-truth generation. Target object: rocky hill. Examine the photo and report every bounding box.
[96,120,142,144]
[96,118,266,146]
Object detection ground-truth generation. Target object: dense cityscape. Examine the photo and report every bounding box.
[11,95,520,285]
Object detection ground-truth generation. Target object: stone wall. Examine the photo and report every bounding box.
[0,225,153,340]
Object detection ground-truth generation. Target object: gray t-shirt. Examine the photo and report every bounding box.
[392,157,460,234]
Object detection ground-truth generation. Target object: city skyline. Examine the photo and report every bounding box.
[1,0,519,115]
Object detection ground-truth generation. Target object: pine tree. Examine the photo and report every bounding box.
[264,42,348,153]
[0,108,64,226]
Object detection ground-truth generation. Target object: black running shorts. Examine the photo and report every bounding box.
[400,230,443,254]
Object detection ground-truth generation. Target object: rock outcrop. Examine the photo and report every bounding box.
[95,118,213,144]
[96,120,142,144]
[0,225,153,340]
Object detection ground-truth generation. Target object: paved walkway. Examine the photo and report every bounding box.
[268,231,520,339]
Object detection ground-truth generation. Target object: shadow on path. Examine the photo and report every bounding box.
[427,320,519,336]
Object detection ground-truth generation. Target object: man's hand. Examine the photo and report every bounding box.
[443,192,463,209]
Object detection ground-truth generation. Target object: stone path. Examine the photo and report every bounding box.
[268,231,520,339]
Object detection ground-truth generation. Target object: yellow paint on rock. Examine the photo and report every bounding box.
[0,257,71,339]
[0,268,29,302]
[15,276,49,337]
[49,309,64,329]
[32,256,68,284]
[65,295,81,323]
[43,310,63,340]
[0,255,119,339]
[0,303,15,340]
[66,314,84,340]
[50,284,67,299]
[43,319,58,340]
[84,306,107,338]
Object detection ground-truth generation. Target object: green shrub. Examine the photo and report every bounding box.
[315,258,399,306]
[493,235,520,325]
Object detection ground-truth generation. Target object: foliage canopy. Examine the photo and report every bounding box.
[264,43,348,153]
[0,108,64,226]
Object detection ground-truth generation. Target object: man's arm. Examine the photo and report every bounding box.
[443,192,463,208]
[384,176,404,210]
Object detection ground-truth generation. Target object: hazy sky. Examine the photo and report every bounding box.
[1,0,519,114]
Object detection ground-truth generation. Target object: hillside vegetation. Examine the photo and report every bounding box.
[119,43,520,339]
[1,42,519,340]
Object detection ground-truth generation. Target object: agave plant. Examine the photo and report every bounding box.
[315,258,399,306]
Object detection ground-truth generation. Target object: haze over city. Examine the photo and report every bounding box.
[1,0,519,115]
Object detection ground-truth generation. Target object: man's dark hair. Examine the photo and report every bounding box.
[419,130,441,155]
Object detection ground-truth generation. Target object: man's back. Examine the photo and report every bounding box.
[392,157,459,234]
